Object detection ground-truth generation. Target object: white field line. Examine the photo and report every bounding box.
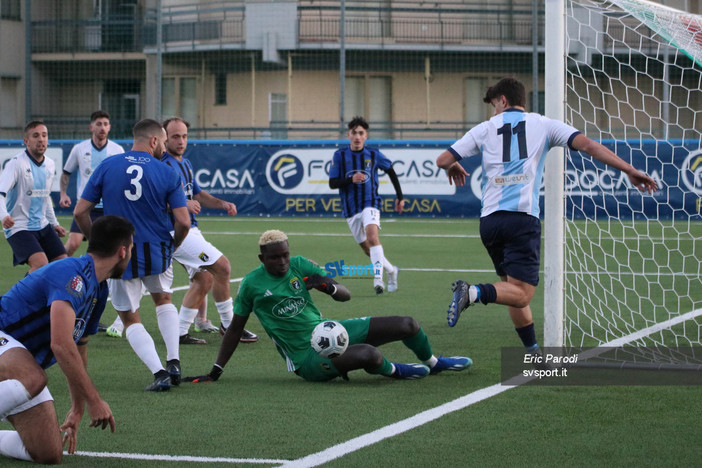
[200,229,695,242]
[203,231,479,238]
[278,307,702,468]
[84,297,701,466]
[69,451,288,464]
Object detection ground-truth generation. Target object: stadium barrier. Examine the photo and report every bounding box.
[0,139,697,219]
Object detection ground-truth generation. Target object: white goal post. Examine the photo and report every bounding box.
[544,0,702,353]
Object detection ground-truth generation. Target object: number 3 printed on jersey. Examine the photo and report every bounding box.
[124,165,143,201]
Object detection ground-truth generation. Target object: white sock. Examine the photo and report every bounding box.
[423,356,439,368]
[178,306,199,335]
[0,431,32,462]
[156,303,180,362]
[369,245,386,283]
[125,323,164,374]
[215,298,233,328]
[0,380,31,419]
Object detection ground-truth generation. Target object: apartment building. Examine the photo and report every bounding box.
[0,0,698,139]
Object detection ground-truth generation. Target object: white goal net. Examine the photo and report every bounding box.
[559,0,702,359]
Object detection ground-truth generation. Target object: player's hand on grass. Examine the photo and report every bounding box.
[60,409,82,454]
[183,364,223,382]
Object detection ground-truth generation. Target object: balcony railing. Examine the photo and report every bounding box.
[31,5,543,54]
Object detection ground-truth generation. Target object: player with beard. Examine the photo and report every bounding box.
[59,110,125,257]
[0,215,133,464]
[160,117,257,344]
[74,119,190,392]
[0,121,67,273]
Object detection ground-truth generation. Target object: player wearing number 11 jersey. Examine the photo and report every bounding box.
[436,77,658,355]
[75,119,190,392]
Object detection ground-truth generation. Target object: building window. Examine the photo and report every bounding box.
[162,77,198,125]
[464,77,489,125]
[0,0,21,21]
[269,93,287,139]
[0,77,19,128]
[215,73,227,106]
[344,75,392,138]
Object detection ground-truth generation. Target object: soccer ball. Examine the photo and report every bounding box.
[310,320,349,359]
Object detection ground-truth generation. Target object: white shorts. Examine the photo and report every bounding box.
[172,226,224,279]
[0,332,54,421]
[108,268,174,313]
[346,207,381,244]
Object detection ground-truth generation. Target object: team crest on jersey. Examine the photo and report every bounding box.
[320,362,332,371]
[290,277,302,291]
[364,160,372,169]
[73,318,86,340]
[0,336,8,346]
[67,275,85,295]
[199,252,210,262]
[26,190,32,196]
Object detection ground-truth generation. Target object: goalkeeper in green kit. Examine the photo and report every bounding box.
[185,230,471,382]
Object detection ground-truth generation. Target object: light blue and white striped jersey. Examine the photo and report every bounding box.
[64,139,125,209]
[0,151,59,238]
[449,109,579,218]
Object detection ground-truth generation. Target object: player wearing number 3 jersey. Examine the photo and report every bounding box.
[436,78,657,355]
[74,119,190,392]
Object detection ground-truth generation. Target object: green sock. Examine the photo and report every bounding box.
[402,328,433,362]
[368,358,394,376]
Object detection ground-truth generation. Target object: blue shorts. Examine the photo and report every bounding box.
[295,317,371,382]
[479,211,541,286]
[69,208,104,234]
[7,225,67,266]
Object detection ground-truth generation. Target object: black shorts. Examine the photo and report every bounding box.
[7,225,67,266]
[479,211,541,286]
[69,208,104,235]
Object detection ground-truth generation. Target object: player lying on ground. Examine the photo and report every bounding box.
[185,230,472,382]
[0,216,131,464]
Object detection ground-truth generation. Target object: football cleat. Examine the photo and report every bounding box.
[194,319,219,333]
[145,370,172,392]
[219,324,259,343]
[447,280,473,327]
[106,324,123,338]
[374,284,385,295]
[179,333,207,345]
[389,363,430,380]
[166,359,181,386]
[387,267,399,293]
[240,329,259,343]
[430,356,473,375]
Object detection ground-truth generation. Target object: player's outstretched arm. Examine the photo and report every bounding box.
[570,134,658,194]
[194,191,238,216]
[436,150,469,187]
[184,314,249,383]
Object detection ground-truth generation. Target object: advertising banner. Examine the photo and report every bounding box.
[0,139,699,219]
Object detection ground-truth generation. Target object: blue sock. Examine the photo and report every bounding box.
[475,283,497,304]
[516,323,538,350]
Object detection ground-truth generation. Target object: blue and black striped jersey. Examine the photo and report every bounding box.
[329,146,393,218]
[0,255,108,369]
